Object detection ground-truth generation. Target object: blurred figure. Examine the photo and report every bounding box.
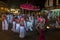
[47,13,51,21]
[15,17,20,33]
[29,16,34,26]
[6,13,13,30]
[6,13,13,24]
[37,16,45,29]
[26,16,34,31]
[55,16,60,28]
[19,17,26,38]
[26,20,33,31]
[36,15,45,40]
[11,17,16,32]
[2,14,8,31]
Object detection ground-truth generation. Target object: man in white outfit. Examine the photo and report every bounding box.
[26,21,33,31]
[11,17,16,32]
[15,17,20,33]
[6,14,13,30]
[26,16,33,31]
[19,17,26,38]
[2,14,8,31]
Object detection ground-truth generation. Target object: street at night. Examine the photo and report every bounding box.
[0,0,60,40]
[0,21,60,40]
[0,26,60,40]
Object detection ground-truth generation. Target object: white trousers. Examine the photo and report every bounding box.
[2,20,8,30]
[15,24,20,33]
[11,21,16,32]
[19,26,25,38]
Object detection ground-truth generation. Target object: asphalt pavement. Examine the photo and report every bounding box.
[0,21,60,40]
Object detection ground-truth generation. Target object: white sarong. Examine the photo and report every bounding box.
[11,21,16,32]
[15,23,20,33]
[19,26,25,38]
[2,20,8,30]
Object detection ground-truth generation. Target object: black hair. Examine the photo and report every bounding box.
[15,16,18,19]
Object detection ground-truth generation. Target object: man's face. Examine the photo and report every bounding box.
[15,19,19,23]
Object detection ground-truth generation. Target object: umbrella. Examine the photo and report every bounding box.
[20,3,40,11]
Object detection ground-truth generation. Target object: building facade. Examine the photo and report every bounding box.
[45,0,60,7]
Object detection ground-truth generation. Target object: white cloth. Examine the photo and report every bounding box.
[2,20,8,30]
[15,23,20,33]
[10,15,13,23]
[26,21,33,31]
[17,15,20,20]
[24,21,26,28]
[19,26,25,38]
[55,21,59,28]
[6,15,10,23]
[11,21,16,32]
[7,14,13,23]
[27,22,32,27]
[29,16,34,25]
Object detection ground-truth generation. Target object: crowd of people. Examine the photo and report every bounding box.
[2,13,46,39]
[2,12,60,40]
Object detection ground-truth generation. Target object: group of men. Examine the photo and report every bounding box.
[2,13,46,39]
[2,13,35,38]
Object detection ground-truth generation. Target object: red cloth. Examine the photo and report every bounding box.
[38,17,43,22]
[20,17,24,26]
[20,17,24,21]
[12,18,15,22]
[37,28,45,40]
[45,19,48,23]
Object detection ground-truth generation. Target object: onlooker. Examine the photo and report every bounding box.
[36,15,45,40]
[2,14,8,31]
[19,16,26,38]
